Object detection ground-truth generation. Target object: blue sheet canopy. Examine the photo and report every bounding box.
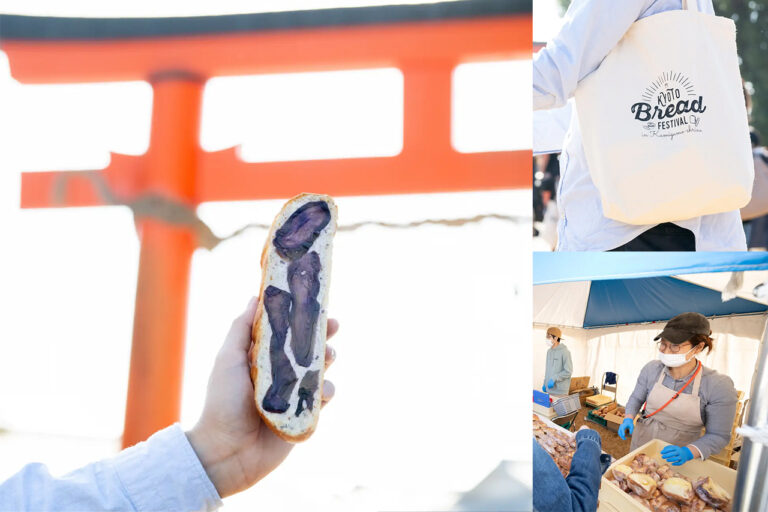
[584,276,767,327]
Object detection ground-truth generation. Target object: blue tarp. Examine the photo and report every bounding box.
[583,276,768,328]
[534,252,768,285]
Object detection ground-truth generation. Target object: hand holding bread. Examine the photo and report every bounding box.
[187,297,339,498]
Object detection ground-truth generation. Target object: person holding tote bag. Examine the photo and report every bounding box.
[534,0,752,251]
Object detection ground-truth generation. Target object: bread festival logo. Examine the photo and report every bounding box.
[631,71,706,140]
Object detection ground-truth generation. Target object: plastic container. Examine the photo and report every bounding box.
[597,439,737,512]
[533,402,557,419]
[552,394,581,416]
[533,389,552,407]
[586,409,608,427]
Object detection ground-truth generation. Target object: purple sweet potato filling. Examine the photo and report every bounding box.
[262,286,298,414]
[288,251,322,368]
[273,201,331,261]
[296,370,319,416]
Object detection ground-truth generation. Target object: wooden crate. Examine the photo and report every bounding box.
[598,439,737,512]
[586,394,615,408]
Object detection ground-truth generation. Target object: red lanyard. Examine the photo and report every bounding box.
[640,361,702,420]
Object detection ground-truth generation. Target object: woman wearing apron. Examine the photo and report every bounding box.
[617,312,738,466]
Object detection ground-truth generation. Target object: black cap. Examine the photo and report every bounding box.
[654,312,711,344]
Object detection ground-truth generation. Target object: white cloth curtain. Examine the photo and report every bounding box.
[532,281,591,328]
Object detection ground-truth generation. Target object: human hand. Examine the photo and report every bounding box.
[541,385,547,393]
[660,445,694,466]
[617,418,634,440]
[546,379,555,389]
[187,297,339,498]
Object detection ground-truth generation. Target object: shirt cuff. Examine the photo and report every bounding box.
[108,424,222,512]
[688,443,705,460]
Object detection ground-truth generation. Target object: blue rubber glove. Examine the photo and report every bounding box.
[660,445,694,466]
[546,379,555,390]
[617,418,634,440]
[541,385,547,393]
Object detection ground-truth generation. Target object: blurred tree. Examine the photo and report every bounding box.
[554,0,768,138]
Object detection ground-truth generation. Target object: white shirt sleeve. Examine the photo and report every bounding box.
[533,0,655,110]
[0,424,222,512]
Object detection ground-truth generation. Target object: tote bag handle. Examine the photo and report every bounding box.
[682,0,701,12]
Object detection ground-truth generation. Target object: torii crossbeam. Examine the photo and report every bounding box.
[0,0,531,448]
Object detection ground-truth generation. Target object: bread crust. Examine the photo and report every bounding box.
[250,193,337,443]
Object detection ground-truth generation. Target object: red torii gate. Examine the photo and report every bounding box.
[0,0,531,448]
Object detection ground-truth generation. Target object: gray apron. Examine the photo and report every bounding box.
[630,363,704,451]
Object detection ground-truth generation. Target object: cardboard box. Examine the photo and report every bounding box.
[569,376,590,393]
[598,439,737,512]
[604,412,624,433]
[534,411,574,437]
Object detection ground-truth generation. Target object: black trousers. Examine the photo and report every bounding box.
[609,222,695,252]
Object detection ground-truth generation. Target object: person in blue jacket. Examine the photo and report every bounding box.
[533,426,606,512]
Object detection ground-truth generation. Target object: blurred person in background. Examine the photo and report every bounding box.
[533,153,560,249]
[541,327,573,395]
[736,82,768,249]
[534,0,747,251]
[742,129,768,249]
[0,298,339,511]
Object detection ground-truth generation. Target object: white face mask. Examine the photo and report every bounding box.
[658,346,696,368]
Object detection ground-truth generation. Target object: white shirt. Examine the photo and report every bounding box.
[0,424,222,511]
[533,0,748,251]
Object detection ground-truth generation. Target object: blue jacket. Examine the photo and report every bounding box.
[533,429,603,512]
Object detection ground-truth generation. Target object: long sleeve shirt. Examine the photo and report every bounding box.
[625,360,738,460]
[533,0,747,251]
[0,424,222,512]
[533,428,603,512]
[544,343,573,395]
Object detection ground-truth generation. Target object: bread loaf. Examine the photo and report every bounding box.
[250,193,337,442]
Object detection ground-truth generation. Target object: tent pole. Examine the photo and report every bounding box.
[733,325,768,511]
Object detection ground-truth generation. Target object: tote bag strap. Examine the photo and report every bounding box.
[682,0,701,12]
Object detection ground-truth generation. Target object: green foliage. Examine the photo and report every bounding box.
[551,0,768,138]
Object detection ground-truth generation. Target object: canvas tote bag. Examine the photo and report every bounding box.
[574,0,753,225]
